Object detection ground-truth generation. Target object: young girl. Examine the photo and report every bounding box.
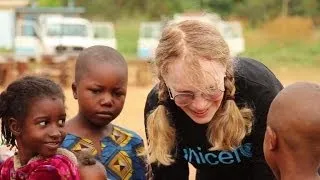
[144,20,283,179]
[0,76,80,179]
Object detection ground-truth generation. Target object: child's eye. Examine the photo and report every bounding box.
[113,91,125,97]
[38,121,47,126]
[90,89,102,94]
[58,119,65,126]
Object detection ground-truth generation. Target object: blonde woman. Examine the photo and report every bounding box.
[144,20,283,179]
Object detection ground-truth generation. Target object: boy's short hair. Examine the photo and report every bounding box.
[75,45,127,83]
[75,150,107,180]
[75,150,97,166]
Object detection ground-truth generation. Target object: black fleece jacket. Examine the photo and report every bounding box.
[144,57,283,180]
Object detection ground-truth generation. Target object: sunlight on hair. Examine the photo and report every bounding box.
[146,105,175,165]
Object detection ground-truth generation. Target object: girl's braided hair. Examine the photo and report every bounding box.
[0,76,65,148]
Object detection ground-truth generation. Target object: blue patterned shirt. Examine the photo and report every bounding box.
[61,125,147,180]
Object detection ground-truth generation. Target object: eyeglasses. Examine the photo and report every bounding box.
[167,87,225,107]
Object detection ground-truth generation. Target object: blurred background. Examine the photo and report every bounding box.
[0,0,320,86]
[0,1,319,178]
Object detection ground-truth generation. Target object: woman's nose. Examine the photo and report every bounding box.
[190,94,209,110]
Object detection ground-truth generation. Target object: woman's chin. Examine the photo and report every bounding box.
[189,114,214,124]
[187,109,216,124]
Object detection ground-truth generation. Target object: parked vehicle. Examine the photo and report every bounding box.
[137,22,162,60]
[0,10,15,50]
[14,15,116,62]
[92,22,117,50]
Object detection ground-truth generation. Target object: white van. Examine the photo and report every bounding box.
[217,21,245,57]
[92,22,117,50]
[137,22,162,60]
[14,15,116,62]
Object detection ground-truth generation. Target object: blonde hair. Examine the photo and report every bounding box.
[146,20,253,165]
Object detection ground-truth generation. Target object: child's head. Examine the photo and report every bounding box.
[72,45,127,127]
[0,76,65,160]
[76,150,107,180]
[264,82,320,178]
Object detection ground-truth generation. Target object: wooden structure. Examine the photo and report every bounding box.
[127,60,154,86]
[1,57,154,88]
[0,57,17,87]
[34,55,76,87]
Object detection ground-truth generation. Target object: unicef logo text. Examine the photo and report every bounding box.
[183,143,252,165]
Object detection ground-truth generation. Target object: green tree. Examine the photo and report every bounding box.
[145,0,183,19]
[233,0,281,27]
[289,0,319,17]
[36,0,63,6]
[35,0,320,26]
[207,0,235,17]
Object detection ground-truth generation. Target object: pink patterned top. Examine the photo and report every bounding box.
[0,148,80,180]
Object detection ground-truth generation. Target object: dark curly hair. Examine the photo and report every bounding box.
[75,150,97,166]
[0,76,65,148]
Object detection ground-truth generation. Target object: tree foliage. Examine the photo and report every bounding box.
[36,0,320,26]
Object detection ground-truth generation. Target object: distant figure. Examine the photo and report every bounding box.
[264,82,320,180]
[75,150,107,180]
[61,45,148,179]
[0,76,80,180]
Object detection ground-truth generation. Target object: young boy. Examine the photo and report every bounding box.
[263,82,320,180]
[61,45,147,179]
[75,150,107,180]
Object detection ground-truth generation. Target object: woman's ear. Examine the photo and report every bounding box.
[72,82,78,100]
[8,118,21,136]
